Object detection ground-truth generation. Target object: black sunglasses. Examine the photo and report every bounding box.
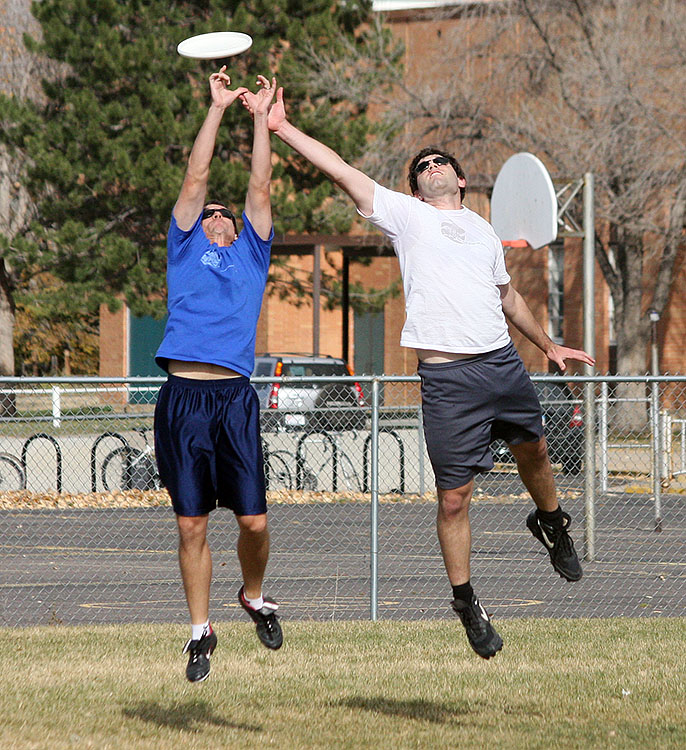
[413,155,451,175]
[202,207,235,221]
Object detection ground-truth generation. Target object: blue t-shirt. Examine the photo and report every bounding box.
[155,211,273,377]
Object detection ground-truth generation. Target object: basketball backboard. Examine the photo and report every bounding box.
[491,153,557,250]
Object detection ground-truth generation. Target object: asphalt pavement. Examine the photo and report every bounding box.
[1,483,684,628]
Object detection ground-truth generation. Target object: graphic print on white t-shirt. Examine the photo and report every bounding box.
[440,220,466,244]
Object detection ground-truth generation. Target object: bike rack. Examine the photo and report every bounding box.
[363,428,405,494]
[262,441,275,490]
[21,433,63,494]
[295,431,338,490]
[90,432,130,492]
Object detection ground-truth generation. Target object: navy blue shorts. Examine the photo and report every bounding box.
[418,342,544,490]
[154,375,266,517]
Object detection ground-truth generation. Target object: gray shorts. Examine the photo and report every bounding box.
[418,342,544,489]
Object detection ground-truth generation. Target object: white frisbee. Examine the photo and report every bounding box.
[177,31,253,59]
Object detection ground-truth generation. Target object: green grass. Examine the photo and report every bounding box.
[1,619,684,749]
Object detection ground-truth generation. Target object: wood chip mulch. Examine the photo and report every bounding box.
[0,487,582,509]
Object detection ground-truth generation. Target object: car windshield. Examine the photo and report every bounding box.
[281,363,348,377]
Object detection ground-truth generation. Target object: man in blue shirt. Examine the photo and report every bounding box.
[154,68,282,683]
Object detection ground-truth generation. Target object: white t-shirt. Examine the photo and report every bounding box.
[360,183,512,354]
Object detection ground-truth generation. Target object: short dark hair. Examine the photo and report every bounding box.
[408,147,466,200]
[203,200,237,233]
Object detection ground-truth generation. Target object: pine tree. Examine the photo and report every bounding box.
[0,0,401,373]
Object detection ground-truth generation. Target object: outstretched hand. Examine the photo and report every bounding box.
[266,86,286,132]
[239,75,277,117]
[547,344,595,372]
[209,66,248,109]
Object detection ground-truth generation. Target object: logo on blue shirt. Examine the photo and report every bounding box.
[201,249,222,268]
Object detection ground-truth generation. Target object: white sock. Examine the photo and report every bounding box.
[245,594,264,610]
[191,619,210,641]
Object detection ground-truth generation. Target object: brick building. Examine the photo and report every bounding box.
[100,1,685,381]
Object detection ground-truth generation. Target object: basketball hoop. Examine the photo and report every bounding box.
[491,153,558,250]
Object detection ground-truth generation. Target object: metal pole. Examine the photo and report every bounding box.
[599,381,608,492]
[651,381,662,532]
[417,406,425,497]
[649,310,662,531]
[52,385,61,429]
[650,310,659,375]
[583,172,596,561]
[341,254,349,363]
[370,378,380,620]
[312,245,321,356]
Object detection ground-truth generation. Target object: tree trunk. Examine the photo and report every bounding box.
[613,341,649,435]
[0,259,16,416]
[610,231,650,434]
[613,279,649,434]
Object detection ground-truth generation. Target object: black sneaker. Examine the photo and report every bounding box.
[238,586,283,650]
[182,630,217,683]
[451,595,503,659]
[526,510,583,582]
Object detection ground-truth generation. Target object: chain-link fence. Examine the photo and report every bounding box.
[1,374,684,627]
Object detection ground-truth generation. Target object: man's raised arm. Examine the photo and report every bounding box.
[174,67,247,231]
[240,75,277,240]
[267,87,375,216]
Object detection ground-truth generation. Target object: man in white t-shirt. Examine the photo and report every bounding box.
[267,89,595,659]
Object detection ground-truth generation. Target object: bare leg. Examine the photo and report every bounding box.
[513,435,583,581]
[177,514,211,624]
[436,479,474,585]
[236,513,269,599]
[509,436,558,512]
[439,479,503,658]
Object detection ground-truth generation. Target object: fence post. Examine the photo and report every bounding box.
[417,406,425,497]
[584,381,596,561]
[370,377,380,621]
[599,382,608,492]
[650,380,662,532]
[582,172,596,562]
[52,385,62,428]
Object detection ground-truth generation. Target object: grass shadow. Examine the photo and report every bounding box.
[336,696,471,724]
[122,697,262,733]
